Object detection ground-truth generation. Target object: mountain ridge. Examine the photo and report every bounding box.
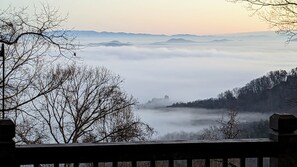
[60,30,278,38]
[170,67,297,113]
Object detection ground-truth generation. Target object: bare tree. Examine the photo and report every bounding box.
[0,5,75,118]
[218,110,240,139]
[0,5,74,50]
[198,110,241,166]
[15,64,153,144]
[12,64,76,144]
[0,5,153,145]
[199,109,240,140]
[228,0,297,41]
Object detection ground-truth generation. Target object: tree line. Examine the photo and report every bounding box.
[171,68,297,113]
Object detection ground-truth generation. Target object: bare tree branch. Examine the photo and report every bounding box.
[228,0,297,41]
[0,5,75,54]
[29,64,153,143]
[0,5,77,118]
[2,5,152,145]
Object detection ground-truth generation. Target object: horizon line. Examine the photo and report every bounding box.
[67,29,276,36]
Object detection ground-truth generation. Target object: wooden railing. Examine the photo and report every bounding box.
[0,113,296,167]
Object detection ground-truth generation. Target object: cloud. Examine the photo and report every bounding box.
[76,43,297,103]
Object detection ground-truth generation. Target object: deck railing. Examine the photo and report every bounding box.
[0,113,296,167]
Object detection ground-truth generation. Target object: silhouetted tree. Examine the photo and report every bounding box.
[15,64,154,144]
[0,5,75,117]
[0,5,153,144]
[228,0,297,41]
[218,110,240,139]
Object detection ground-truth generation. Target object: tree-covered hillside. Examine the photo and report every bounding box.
[171,68,297,113]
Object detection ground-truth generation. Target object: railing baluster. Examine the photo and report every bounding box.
[223,158,228,167]
[187,159,192,167]
[113,161,118,167]
[240,158,246,167]
[150,160,156,167]
[205,159,210,167]
[169,159,174,167]
[257,157,263,167]
[132,161,137,167]
[93,161,99,167]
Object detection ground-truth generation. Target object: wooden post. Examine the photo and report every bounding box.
[0,119,15,167]
[269,113,297,167]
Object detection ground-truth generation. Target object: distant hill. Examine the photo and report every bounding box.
[152,38,196,45]
[64,30,169,38]
[68,30,99,37]
[87,40,132,47]
[61,30,211,39]
[166,38,196,43]
[170,67,297,113]
[52,30,282,41]
[209,39,232,43]
[171,34,206,38]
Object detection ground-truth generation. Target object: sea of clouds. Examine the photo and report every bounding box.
[68,32,297,137]
[77,36,297,103]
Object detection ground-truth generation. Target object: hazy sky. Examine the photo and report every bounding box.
[2,0,270,35]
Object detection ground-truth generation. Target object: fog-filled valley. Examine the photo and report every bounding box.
[5,1,297,166]
[73,31,297,138]
[135,107,271,138]
[76,31,297,103]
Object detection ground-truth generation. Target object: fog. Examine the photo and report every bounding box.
[77,32,297,103]
[74,31,296,137]
[134,107,271,138]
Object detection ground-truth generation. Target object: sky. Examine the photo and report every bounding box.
[1,0,270,35]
